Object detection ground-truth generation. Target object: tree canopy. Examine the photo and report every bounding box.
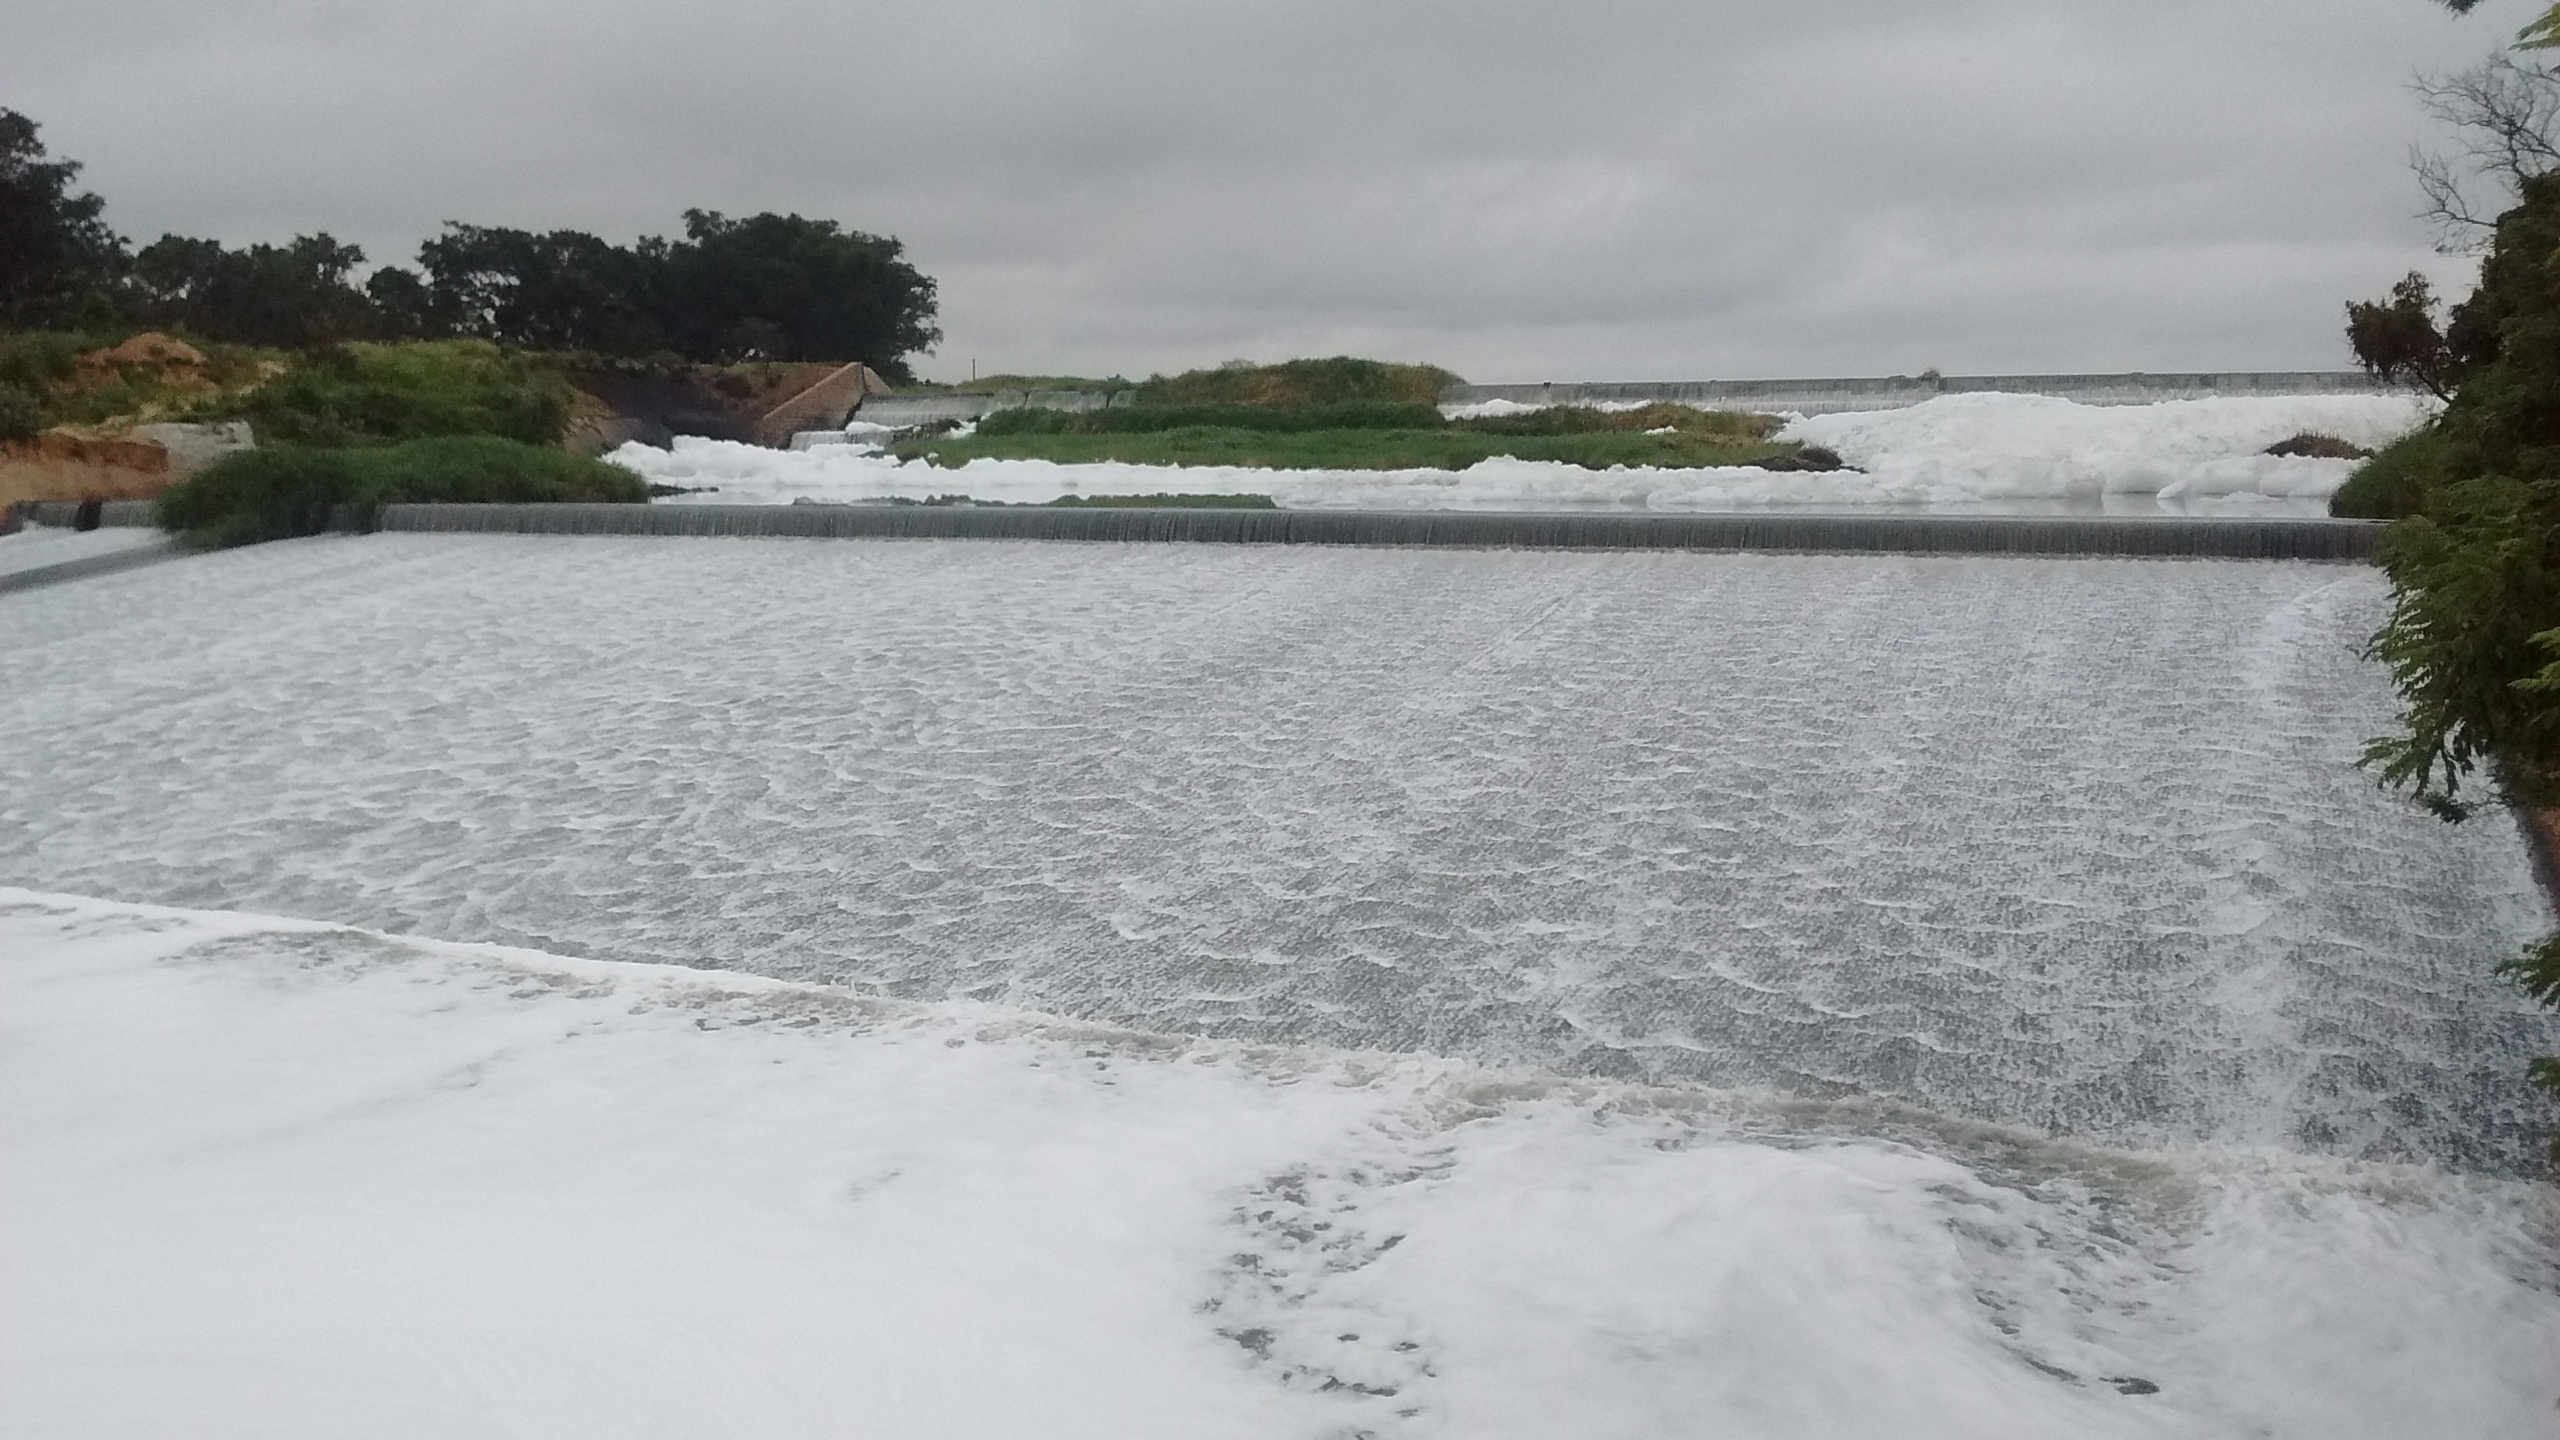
[0,109,127,331]
[0,107,939,377]
[413,211,941,379]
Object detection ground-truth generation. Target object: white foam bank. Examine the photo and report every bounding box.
[7,889,2555,1440]
[608,392,2434,513]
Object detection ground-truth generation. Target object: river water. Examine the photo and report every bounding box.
[5,532,2554,1436]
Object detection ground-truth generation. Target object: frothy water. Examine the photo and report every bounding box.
[7,891,2556,1438]
[3,533,2548,1170]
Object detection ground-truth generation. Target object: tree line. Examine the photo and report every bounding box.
[0,109,939,380]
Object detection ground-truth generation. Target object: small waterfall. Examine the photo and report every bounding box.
[373,501,2382,560]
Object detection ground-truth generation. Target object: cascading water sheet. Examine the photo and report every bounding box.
[1,532,2546,1169]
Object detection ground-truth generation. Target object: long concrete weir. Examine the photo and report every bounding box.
[375,501,2379,560]
[9,497,2381,561]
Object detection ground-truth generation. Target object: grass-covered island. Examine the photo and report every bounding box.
[890,358,1829,473]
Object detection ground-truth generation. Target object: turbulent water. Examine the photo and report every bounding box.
[2,532,2548,1170]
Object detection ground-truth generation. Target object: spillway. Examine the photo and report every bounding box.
[2,531,2546,1171]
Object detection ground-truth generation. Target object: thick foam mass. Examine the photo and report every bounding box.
[610,392,2432,513]
[6,891,2554,1440]
[1,535,2546,1170]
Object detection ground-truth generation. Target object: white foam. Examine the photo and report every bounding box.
[3,535,2548,1168]
[608,392,2432,513]
[7,890,2552,1439]
[0,523,161,578]
[1782,392,2438,506]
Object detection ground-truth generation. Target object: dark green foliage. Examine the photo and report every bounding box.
[2264,432,2373,460]
[660,210,940,376]
[977,400,1445,436]
[0,381,40,441]
[158,435,644,548]
[215,341,573,447]
[0,328,107,390]
[2504,933,2560,1008]
[0,108,939,374]
[2331,427,2455,518]
[2346,272,2466,400]
[2355,173,2560,818]
[414,211,940,376]
[364,266,455,339]
[2360,478,2560,814]
[1135,357,1462,408]
[418,224,668,354]
[131,233,379,349]
[0,109,128,331]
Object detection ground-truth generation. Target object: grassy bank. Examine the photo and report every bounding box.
[897,400,1799,472]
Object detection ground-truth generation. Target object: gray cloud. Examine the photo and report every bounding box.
[2,0,2535,380]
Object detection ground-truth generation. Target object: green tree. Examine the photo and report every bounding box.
[2351,1,2560,1148]
[132,232,381,349]
[0,108,128,330]
[406,212,940,376]
[656,210,940,377]
[416,223,668,355]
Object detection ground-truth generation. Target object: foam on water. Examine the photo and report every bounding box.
[1,533,2547,1171]
[613,392,2433,513]
[0,521,162,578]
[6,891,2555,1439]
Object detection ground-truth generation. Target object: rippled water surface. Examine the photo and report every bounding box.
[4,533,2549,1168]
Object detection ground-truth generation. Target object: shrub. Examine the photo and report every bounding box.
[214,339,572,447]
[0,329,109,392]
[2266,432,2372,460]
[158,434,644,548]
[2331,428,2453,518]
[0,382,41,442]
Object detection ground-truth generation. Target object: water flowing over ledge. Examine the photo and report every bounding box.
[374,501,2384,560]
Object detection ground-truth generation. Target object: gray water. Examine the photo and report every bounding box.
[3,533,2549,1169]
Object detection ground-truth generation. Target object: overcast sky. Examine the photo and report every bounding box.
[3,0,2540,382]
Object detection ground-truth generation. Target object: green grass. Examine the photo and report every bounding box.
[199,339,574,448]
[902,401,1792,472]
[0,328,288,430]
[159,434,646,548]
